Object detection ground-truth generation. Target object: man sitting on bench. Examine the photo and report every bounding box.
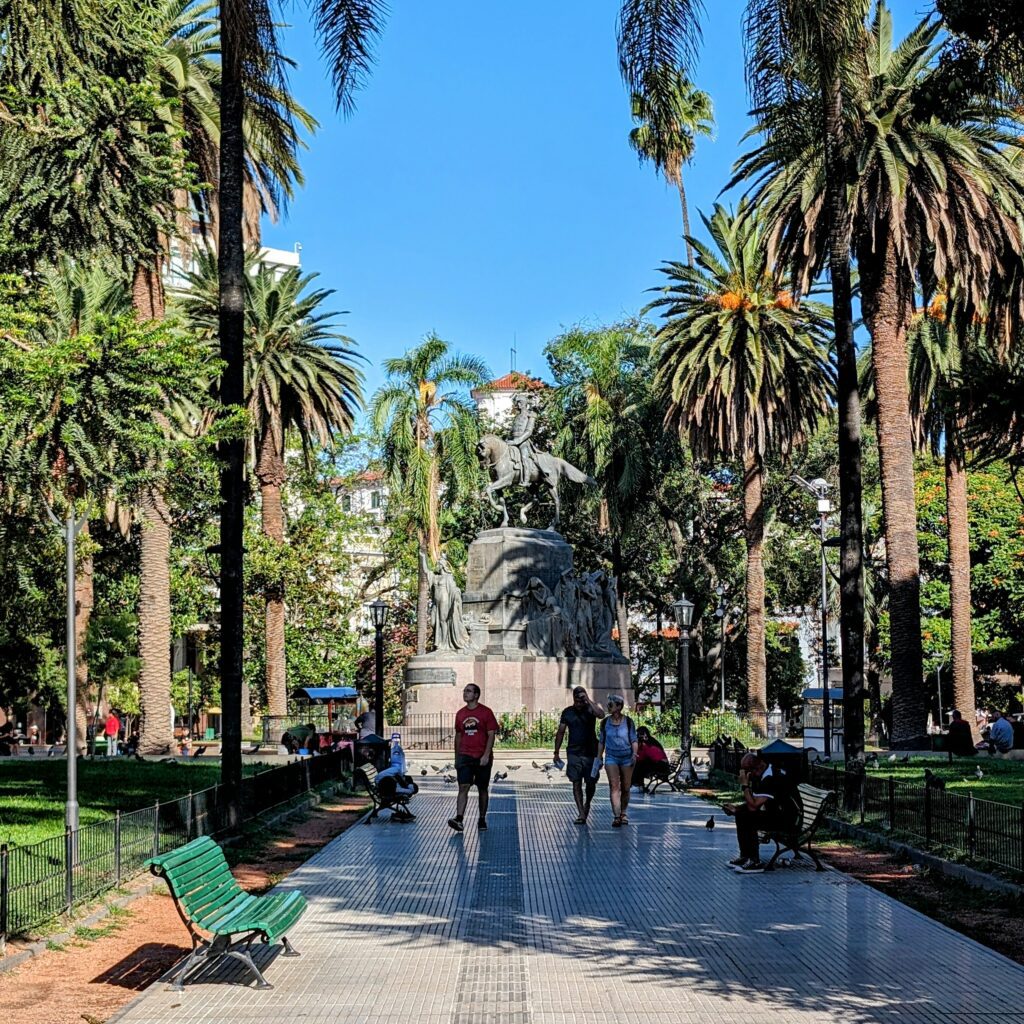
[722,752,800,874]
[376,733,417,814]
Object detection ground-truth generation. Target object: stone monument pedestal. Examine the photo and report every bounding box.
[404,654,630,718]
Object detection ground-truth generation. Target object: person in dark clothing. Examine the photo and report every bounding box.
[1012,715,1024,751]
[553,686,605,824]
[945,710,976,757]
[722,752,801,873]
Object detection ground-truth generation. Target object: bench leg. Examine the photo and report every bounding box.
[225,937,272,990]
[169,938,208,992]
[281,936,301,958]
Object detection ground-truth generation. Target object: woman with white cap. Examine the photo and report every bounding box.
[595,695,638,827]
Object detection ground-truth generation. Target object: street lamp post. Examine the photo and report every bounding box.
[672,595,697,784]
[715,584,728,713]
[369,599,390,737]
[793,476,834,758]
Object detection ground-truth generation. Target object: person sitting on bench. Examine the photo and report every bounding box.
[722,752,800,874]
[377,733,417,797]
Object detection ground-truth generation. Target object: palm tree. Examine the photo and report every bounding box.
[176,250,362,716]
[628,68,713,265]
[647,202,835,729]
[737,5,1024,745]
[215,0,386,809]
[618,0,872,762]
[545,323,655,658]
[370,337,488,655]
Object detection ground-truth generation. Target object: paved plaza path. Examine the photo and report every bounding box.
[113,778,1024,1024]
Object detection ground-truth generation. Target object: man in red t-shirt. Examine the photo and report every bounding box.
[448,684,498,832]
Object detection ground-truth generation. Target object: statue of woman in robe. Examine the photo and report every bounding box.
[421,552,474,651]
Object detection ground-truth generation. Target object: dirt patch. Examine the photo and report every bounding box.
[0,795,366,1024]
[818,842,1024,967]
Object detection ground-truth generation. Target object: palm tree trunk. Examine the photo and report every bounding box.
[132,260,165,320]
[416,527,429,655]
[74,526,93,755]
[743,448,767,733]
[860,235,927,747]
[611,537,630,659]
[945,416,975,738]
[218,4,247,813]
[677,177,694,267]
[257,429,288,717]
[824,76,867,765]
[139,485,174,754]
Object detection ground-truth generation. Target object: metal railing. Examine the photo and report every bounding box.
[0,750,349,949]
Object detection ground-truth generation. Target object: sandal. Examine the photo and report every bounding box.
[620,814,629,825]
[612,816,622,828]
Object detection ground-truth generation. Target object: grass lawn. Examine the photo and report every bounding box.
[0,758,278,848]
[841,756,1024,806]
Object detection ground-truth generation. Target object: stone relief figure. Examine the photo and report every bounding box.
[510,576,565,657]
[477,392,596,531]
[577,570,619,657]
[555,568,579,657]
[420,552,475,652]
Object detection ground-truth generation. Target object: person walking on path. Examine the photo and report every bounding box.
[595,695,637,827]
[553,686,605,824]
[104,710,121,757]
[448,684,498,833]
[722,751,800,873]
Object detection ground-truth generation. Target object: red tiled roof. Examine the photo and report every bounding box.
[483,372,546,391]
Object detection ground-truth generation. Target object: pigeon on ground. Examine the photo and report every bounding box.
[430,765,442,773]
[506,764,521,771]
[899,753,911,764]
[27,746,34,755]
[420,768,428,776]
[532,760,542,769]
[492,771,508,782]
[924,768,945,790]
[47,746,56,758]
[976,765,985,780]
[888,754,898,763]
[705,815,715,830]
[443,774,456,784]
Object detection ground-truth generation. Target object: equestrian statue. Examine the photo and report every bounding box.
[477,393,595,531]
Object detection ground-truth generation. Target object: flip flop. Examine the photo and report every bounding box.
[612,816,622,828]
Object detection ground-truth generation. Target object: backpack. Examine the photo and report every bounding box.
[600,715,637,747]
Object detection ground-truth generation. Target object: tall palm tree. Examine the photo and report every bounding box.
[370,337,488,655]
[737,5,1024,745]
[629,68,713,266]
[618,0,872,763]
[545,323,655,658]
[176,249,362,716]
[648,202,836,728]
[216,0,386,808]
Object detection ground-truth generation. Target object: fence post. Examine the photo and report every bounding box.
[186,791,193,842]
[1019,805,1024,874]
[887,776,895,830]
[1,842,8,957]
[152,801,160,860]
[924,784,932,849]
[304,756,311,794]
[64,826,74,914]
[114,811,122,886]
[859,771,866,825]
[967,793,976,859]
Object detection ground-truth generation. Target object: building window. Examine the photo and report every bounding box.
[341,494,352,512]
[370,490,381,509]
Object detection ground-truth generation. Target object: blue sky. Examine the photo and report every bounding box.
[264,1,918,404]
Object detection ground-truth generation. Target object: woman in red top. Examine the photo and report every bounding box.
[633,726,670,791]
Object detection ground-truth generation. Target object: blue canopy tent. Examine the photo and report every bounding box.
[291,687,360,749]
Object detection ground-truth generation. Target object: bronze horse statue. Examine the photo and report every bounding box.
[477,434,595,531]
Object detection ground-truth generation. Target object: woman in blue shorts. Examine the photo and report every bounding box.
[595,695,638,827]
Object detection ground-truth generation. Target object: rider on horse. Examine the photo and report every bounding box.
[507,392,540,487]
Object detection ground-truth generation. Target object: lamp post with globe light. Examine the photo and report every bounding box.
[369,599,390,737]
[672,595,697,784]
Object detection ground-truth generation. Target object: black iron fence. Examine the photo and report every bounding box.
[0,750,348,949]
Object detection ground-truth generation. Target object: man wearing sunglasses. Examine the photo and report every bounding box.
[553,686,605,824]
[448,684,498,832]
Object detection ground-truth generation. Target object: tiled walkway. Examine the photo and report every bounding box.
[112,776,1024,1024]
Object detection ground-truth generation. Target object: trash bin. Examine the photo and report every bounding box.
[759,737,808,784]
[354,733,391,771]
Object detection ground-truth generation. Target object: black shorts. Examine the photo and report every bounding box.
[456,754,491,788]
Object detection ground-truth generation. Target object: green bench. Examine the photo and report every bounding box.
[148,835,307,991]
